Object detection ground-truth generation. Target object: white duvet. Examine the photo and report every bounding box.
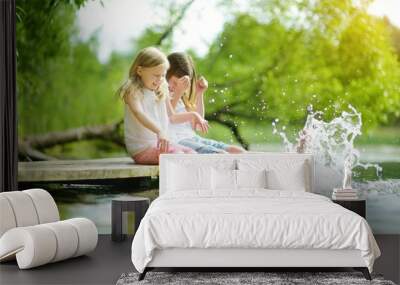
[131,190,380,273]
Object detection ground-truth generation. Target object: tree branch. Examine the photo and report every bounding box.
[156,0,195,46]
[206,113,249,150]
[18,144,59,161]
[19,121,124,160]
[21,121,123,149]
[204,97,251,149]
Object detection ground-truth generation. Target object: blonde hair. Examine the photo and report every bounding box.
[117,47,170,101]
[166,52,197,111]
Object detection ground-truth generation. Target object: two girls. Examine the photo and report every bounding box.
[119,47,245,165]
[118,47,207,164]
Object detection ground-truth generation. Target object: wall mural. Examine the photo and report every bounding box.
[17,0,400,234]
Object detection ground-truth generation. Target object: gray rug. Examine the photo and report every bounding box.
[116,271,396,285]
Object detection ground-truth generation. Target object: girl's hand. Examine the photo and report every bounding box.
[157,131,170,153]
[192,121,209,133]
[196,76,208,95]
[175,76,190,95]
[155,79,169,98]
[191,112,209,133]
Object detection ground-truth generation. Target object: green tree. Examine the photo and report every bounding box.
[194,0,400,132]
[16,0,87,135]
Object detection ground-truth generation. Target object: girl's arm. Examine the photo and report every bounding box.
[195,92,205,118]
[166,98,197,124]
[195,76,208,118]
[170,76,190,110]
[170,91,184,110]
[166,99,209,133]
[124,93,166,137]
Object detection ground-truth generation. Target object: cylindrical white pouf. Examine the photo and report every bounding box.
[64,218,98,257]
[42,221,79,262]
[0,226,57,269]
[23,189,60,224]
[1,191,39,227]
[0,196,17,237]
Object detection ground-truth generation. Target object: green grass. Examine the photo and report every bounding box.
[45,139,126,159]
[204,122,400,147]
[203,122,298,145]
[354,127,400,146]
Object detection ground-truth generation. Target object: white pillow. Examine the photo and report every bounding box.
[236,169,268,189]
[212,168,237,191]
[211,168,268,191]
[237,159,310,192]
[167,163,212,191]
[266,167,306,191]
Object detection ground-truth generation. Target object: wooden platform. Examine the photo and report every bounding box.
[18,157,159,182]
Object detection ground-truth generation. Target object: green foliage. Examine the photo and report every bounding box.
[16,0,125,136]
[196,0,400,130]
[17,0,79,135]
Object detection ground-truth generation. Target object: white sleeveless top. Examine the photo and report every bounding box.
[124,88,169,155]
[168,99,196,142]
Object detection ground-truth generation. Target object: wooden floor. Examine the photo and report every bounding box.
[0,235,398,285]
[18,157,159,182]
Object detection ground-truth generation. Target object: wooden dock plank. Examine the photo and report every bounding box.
[18,157,159,182]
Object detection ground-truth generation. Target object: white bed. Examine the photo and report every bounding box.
[131,153,380,280]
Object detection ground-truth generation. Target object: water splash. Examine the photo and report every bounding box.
[272,105,383,191]
[270,106,399,233]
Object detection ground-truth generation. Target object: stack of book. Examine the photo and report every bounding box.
[332,188,359,200]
